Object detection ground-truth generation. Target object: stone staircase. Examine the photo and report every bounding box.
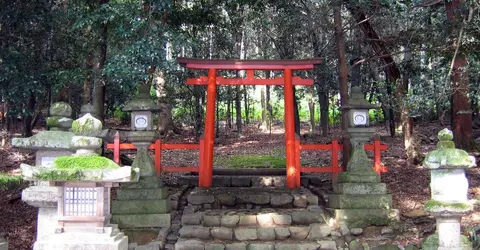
[174,187,337,250]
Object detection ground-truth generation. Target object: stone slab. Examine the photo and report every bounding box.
[331,208,400,228]
[22,186,58,207]
[33,231,128,250]
[116,188,168,200]
[212,176,231,187]
[328,194,392,209]
[175,239,204,250]
[112,214,171,228]
[231,176,252,187]
[121,176,164,189]
[0,241,7,250]
[338,172,380,183]
[333,183,387,195]
[112,200,170,214]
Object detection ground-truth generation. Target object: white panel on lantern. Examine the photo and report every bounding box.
[353,111,368,126]
[430,169,468,202]
[134,115,148,129]
[64,187,97,216]
[41,157,57,167]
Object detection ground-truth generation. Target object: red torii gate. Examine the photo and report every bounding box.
[177,58,322,189]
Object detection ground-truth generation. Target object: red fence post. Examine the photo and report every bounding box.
[155,139,162,176]
[199,136,205,187]
[113,132,120,165]
[294,135,301,187]
[332,139,341,183]
[373,136,381,174]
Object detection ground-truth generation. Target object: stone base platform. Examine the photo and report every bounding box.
[175,239,337,250]
[328,208,400,228]
[186,187,319,209]
[178,175,329,188]
[33,226,128,250]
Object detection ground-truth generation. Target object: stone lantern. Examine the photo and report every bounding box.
[328,86,399,227]
[421,129,476,250]
[20,113,138,250]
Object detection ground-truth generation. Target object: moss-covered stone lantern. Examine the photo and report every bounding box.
[328,86,399,228]
[20,113,139,250]
[421,128,476,250]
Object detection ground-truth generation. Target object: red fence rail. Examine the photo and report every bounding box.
[296,136,388,175]
[106,133,203,176]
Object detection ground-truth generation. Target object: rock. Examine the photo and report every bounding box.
[289,226,310,240]
[331,231,342,237]
[291,211,325,224]
[349,240,364,250]
[306,195,319,205]
[50,102,72,117]
[293,195,307,207]
[404,244,419,250]
[339,224,350,235]
[181,213,202,225]
[179,226,211,240]
[239,215,257,226]
[231,176,251,187]
[72,113,102,136]
[218,194,236,206]
[225,242,247,250]
[307,223,331,239]
[234,228,257,241]
[350,228,363,236]
[381,227,393,235]
[248,243,274,250]
[272,214,292,225]
[371,244,401,250]
[188,194,215,205]
[174,239,204,250]
[239,194,270,205]
[257,228,275,240]
[271,194,293,207]
[205,243,226,250]
[257,213,274,226]
[318,241,337,250]
[211,228,233,240]
[274,227,290,240]
[203,215,221,227]
[275,243,319,250]
[221,215,240,227]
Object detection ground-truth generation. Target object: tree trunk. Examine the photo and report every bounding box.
[334,0,351,168]
[260,86,267,131]
[317,89,329,136]
[445,0,476,149]
[154,70,175,135]
[216,91,220,138]
[266,74,273,133]
[235,85,242,136]
[226,90,232,129]
[22,92,35,137]
[194,86,203,139]
[293,87,301,135]
[386,81,396,137]
[84,56,93,105]
[308,94,315,133]
[91,0,108,122]
[244,85,249,124]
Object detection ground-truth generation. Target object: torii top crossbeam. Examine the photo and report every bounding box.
[177,57,322,189]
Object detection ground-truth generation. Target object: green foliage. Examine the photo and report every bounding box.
[34,169,83,181]
[0,174,22,190]
[54,155,119,170]
[217,155,286,168]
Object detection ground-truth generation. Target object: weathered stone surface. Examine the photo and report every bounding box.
[371,244,402,250]
[225,242,247,250]
[271,194,293,207]
[217,194,236,206]
[134,242,161,250]
[248,243,274,250]
[174,239,204,250]
[239,215,257,226]
[274,227,290,240]
[47,116,73,129]
[206,243,226,250]
[112,200,170,214]
[203,215,221,227]
[22,186,58,207]
[333,183,387,195]
[274,243,319,250]
[123,229,161,245]
[256,213,274,226]
[272,214,292,225]
[291,211,325,224]
[404,244,419,250]
[212,176,231,187]
[231,176,251,187]
[188,194,215,205]
[211,228,233,240]
[318,241,337,250]
[238,194,270,205]
[221,215,240,227]
[339,224,350,235]
[289,226,310,240]
[257,228,275,240]
[332,209,400,228]
[179,226,211,240]
[421,233,472,250]
[121,176,164,189]
[50,102,72,117]
[182,213,202,225]
[12,131,74,150]
[306,195,319,205]
[72,113,102,136]
[251,176,273,187]
[350,228,363,236]
[272,177,285,187]
[328,194,392,209]
[116,188,168,200]
[112,214,170,228]
[338,172,380,183]
[234,228,257,241]
[293,195,307,207]
[307,223,331,239]
[349,240,366,250]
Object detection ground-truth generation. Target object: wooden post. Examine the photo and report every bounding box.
[201,68,217,187]
[155,139,162,176]
[332,139,340,183]
[284,69,298,188]
[113,132,120,164]
[373,136,381,174]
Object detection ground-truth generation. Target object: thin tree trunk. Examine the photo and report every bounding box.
[308,94,315,133]
[235,85,242,136]
[91,0,108,122]
[293,87,301,135]
[244,85,249,124]
[226,90,232,129]
[386,81,396,137]
[260,86,267,130]
[266,74,273,134]
[216,89,220,138]
[318,89,329,136]
[22,92,35,137]
[334,0,351,168]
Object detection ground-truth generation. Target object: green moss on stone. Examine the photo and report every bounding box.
[34,169,83,181]
[46,116,60,127]
[50,102,72,117]
[438,128,454,141]
[0,173,22,190]
[54,155,119,170]
[422,233,472,250]
[424,200,473,212]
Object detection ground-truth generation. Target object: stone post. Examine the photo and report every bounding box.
[421,128,476,250]
[328,87,399,228]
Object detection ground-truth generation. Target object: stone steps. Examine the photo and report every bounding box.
[174,239,337,250]
[178,175,329,188]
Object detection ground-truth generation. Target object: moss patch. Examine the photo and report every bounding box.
[424,199,473,212]
[34,169,83,181]
[216,155,286,168]
[0,173,22,190]
[54,155,119,170]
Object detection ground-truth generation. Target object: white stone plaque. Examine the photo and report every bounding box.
[134,115,148,129]
[353,111,368,126]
